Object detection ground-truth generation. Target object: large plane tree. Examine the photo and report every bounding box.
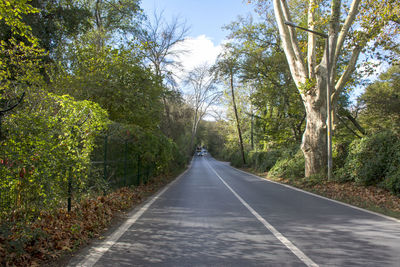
[252,0,399,177]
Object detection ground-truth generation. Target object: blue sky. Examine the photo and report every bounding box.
[140,0,261,85]
[141,0,259,45]
[139,0,377,103]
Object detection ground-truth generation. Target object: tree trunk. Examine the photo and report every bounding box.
[302,100,327,176]
[189,110,199,154]
[230,71,246,165]
[272,0,364,178]
[301,72,328,177]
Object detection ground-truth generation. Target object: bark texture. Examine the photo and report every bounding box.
[301,62,329,176]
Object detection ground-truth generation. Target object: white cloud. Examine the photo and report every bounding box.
[168,35,223,84]
[179,35,222,70]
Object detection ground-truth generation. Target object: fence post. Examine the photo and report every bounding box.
[124,139,128,187]
[146,165,150,184]
[137,154,141,185]
[103,135,108,181]
[67,169,72,212]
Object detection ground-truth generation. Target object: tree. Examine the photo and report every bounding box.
[21,0,92,57]
[53,41,163,130]
[135,11,189,137]
[359,64,400,133]
[136,11,189,83]
[90,0,142,48]
[185,64,221,152]
[223,15,305,149]
[253,0,400,177]
[215,53,246,165]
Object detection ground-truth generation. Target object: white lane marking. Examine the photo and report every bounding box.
[75,163,192,267]
[205,159,319,267]
[222,160,400,224]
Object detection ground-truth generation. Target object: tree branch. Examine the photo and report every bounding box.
[337,114,362,138]
[328,0,342,80]
[307,0,317,79]
[333,45,362,102]
[332,0,361,71]
[273,0,307,90]
[340,107,366,135]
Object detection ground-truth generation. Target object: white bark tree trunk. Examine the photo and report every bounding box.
[273,0,362,177]
[302,65,329,176]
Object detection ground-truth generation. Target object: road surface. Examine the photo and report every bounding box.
[70,156,400,266]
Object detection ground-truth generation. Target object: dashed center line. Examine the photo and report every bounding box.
[205,158,319,267]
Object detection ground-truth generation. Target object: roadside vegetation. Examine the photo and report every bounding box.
[1,0,399,265]
[197,1,400,218]
[0,1,194,266]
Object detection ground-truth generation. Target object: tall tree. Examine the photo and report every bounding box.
[185,64,221,152]
[253,0,400,177]
[223,15,305,149]
[215,53,246,165]
[135,11,189,137]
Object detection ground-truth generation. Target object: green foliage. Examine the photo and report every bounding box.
[0,0,46,94]
[54,41,162,129]
[248,149,282,172]
[0,91,109,215]
[226,150,248,168]
[359,65,400,134]
[335,131,400,195]
[217,16,305,153]
[268,149,305,179]
[23,0,92,58]
[384,166,400,195]
[0,0,39,43]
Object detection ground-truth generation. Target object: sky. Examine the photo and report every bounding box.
[140,0,260,77]
[139,1,384,104]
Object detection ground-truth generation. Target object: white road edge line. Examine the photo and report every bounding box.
[222,160,400,224]
[75,162,192,267]
[205,159,319,267]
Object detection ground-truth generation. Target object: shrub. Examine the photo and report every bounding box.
[249,150,284,172]
[229,150,248,168]
[382,141,400,195]
[0,92,109,217]
[335,131,398,185]
[268,149,305,179]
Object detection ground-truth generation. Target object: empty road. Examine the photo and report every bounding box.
[70,156,400,266]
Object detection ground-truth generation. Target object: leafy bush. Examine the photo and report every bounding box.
[268,149,305,179]
[228,150,248,168]
[382,141,400,195]
[335,131,400,195]
[0,91,109,216]
[335,131,398,185]
[249,150,282,172]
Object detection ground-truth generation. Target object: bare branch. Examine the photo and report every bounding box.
[137,10,190,85]
[332,0,361,70]
[333,45,362,102]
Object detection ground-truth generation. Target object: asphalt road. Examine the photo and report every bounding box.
[71,155,400,267]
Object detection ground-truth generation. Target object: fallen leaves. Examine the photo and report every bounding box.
[0,175,174,266]
[250,168,400,218]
